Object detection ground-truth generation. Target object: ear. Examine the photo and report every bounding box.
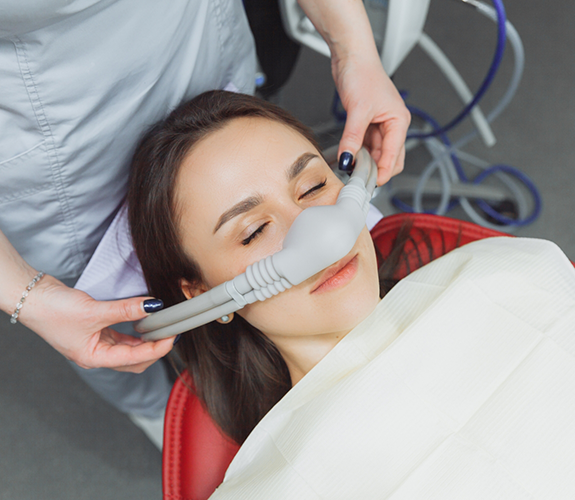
[180,279,235,325]
[179,279,208,300]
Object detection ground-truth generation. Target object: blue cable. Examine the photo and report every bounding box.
[407,105,542,226]
[407,0,507,140]
[472,165,542,226]
[396,105,541,227]
[393,104,462,213]
[407,105,465,178]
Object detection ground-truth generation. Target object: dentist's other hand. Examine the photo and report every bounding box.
[297,0,410,186]
[18,274,175,372]
[334,53,410,186]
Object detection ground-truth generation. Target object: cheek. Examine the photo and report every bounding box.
[237,288,309,335]
[197,233,285,289]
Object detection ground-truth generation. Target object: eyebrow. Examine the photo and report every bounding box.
[213,152,319,234]
[213,195,263,234]
[286,152,319,181]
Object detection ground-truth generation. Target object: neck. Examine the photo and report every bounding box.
[268,329,351,385]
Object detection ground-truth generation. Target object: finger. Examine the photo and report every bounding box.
[113,359,160,374]
[395,145,406,176]
[81,335,176,370]
[364,125,383,164]
[365,125,397,186]
[99,328,146,346]
[338,106,370,168]
[376,144,406,187]
[375,121,409,186]
[95,296,163,328]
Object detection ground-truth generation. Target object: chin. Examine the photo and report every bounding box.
[319,262,380,327]
[296,279,380,336]
[325,291,380,333]
[241,287,379,339]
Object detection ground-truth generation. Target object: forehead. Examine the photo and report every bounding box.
[174,116,318,209]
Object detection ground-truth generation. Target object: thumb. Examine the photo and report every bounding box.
[338,107,369,171]
[97,296,162,327]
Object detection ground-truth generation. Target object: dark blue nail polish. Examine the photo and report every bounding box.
[173,334,182,346]
[143,298,164,313]
[339,152,354,172]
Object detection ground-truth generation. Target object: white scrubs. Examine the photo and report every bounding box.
[0,0,255,417]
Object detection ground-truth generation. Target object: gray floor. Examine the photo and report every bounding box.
[1,1,574,498]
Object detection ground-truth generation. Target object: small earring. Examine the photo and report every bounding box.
[217,313,234,324]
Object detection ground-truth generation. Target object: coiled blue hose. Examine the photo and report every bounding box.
[395,103,541,227]
[407,0,507,140]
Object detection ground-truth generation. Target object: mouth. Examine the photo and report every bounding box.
[311,253,359,294]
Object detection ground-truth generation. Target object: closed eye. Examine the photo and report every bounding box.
[241,179,327,245]
[299,178,327,200]
[242,222,269,246]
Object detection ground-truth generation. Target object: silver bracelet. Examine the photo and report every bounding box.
[10,271,45,325]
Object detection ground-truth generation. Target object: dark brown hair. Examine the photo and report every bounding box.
[128,90,415,444]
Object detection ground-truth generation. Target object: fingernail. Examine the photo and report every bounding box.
[173,334,182,346]
[339,152,354,172]
[143,298,164,313]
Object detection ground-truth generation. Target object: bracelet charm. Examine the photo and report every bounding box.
[10,271,45,325]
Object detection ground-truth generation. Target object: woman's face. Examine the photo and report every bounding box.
[174,117,380,341]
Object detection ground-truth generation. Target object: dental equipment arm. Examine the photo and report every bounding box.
[135,148,377,340]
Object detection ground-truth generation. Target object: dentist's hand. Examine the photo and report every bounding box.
[333,53,411,186]
[296,0,410,187]
[18,274,175,372]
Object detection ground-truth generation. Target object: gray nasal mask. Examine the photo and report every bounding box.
[135,147,378,340]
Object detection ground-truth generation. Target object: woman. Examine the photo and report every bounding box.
[129,91,575,498]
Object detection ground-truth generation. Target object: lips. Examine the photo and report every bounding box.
[311,253,359,294]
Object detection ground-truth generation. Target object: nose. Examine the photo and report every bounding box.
[279,184,343,249]
[272,195,365,287]
[286,200,304,227]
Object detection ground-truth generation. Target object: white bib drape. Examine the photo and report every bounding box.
[211,237,575,499]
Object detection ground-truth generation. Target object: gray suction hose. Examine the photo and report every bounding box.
[135,148,377,340]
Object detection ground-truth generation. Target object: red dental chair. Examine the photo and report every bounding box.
[162,213,511,500]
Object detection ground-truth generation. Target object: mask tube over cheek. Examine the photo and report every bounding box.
[135,148,377,340]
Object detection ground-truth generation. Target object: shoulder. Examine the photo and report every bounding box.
[400,236,575,297]
[457,236,566,260]
[454,237,573,279]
